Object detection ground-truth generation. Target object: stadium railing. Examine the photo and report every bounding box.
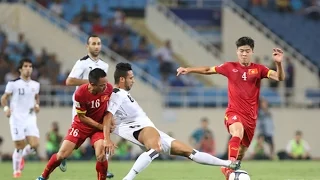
[149,0,225,61]
[0,85,318,108]
[22,0,163,90]
[225,0,319,73]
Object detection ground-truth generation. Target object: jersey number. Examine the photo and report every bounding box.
[242,72,247,81]
[18,88,25,95]
[127,95,134,103]
[69,128,79,137]
[90,99,100,108]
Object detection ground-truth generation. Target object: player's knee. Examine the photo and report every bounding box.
[57,150,70,160]
[146,148,160,160]
[146,140,162,153]
[95,153,106,162]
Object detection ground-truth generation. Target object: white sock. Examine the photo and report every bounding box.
[12,149,23,173]
[189,149,231,167]
[123,149,159,180]
[22,144,34,157]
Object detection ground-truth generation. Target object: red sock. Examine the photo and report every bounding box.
[42,154,62,179]
[96,160,108,180]
[228,136,241,160]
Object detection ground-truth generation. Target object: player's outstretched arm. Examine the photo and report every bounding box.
[77,113,103,130]
[65,77,89,86]
[176,66,217,76]
[268,48,285,81]
[103,112,116,155]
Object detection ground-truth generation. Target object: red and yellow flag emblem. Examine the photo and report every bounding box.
[101,95,109,102]
[248,68,258,75]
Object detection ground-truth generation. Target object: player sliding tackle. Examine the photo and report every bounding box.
[176,36,285,179]
[103,63,241,180]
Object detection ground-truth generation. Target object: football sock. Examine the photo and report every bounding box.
[41,154,62,179]
[22,144,36,157]
[228,136,241,160]
[123,149,159,180]
[189,149,231,167]
[12,149,23,173]
[96,160,108,180]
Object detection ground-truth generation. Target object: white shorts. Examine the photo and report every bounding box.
[10,116,39,141]
[113,120,175,155]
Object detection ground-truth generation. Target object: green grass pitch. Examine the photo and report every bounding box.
[1,160,320,180]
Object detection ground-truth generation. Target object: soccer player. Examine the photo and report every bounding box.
[176,36,285,179]
[103,63,241,180]
[36,68,113,180]
[1,58,40,178]
[64,34,114,178]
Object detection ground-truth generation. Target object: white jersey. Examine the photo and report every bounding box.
[4,78,40,125]
[68,55,109,120]
[68,55,109,90]
[108,88,149,125]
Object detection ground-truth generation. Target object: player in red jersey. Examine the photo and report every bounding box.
[36,68,113,180]
[177,37,285,179]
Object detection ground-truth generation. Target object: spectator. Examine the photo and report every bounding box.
[114,138,132,161]
[154,40,174,83]
[276,0,291,12]
[133,41,151,61]
[91,17,105,36]
[4,65,19,83]
[278,130,311,160]
[249,134,271,160]
[69,17,81,35]
[0,136,3,162]
[46,122,62,159]
[291,0,304,12]
[257,98,275,157]
[189,117,211,150]
[90,4,101,21]
[49,0,64,17]
[0,55,9,84]
[199,130,216,155]
[76,5,90,23]
[285,57,295,106]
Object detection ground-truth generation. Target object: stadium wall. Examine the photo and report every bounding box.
[222,6,318,104]
[145,4,227,86]
[0,108,318,158]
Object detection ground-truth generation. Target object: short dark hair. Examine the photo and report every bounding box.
[295,130,302,136]
[88,68,106,84]
[18,58,32,70]
[236,36,254,50]
[87,34,100,44]
[114,63,132,84]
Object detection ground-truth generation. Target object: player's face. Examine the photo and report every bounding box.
[92,76,108,93]
[87,37,102,57]
[237,45,253,65]
[20,62,33,77]
[124,70,135,91]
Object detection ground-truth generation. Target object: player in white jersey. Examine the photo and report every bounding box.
[103,63,241,180]
[1,58,40,178]
[63,34,114,178]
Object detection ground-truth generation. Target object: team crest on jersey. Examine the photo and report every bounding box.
[101,95,109,102]
[248,68,258,75]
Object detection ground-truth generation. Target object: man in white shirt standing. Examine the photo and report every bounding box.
[62,34,114,178]
[1,58,41,178]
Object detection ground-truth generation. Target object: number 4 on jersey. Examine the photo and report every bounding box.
[242,72,247,81]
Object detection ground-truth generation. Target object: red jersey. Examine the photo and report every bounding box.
[214,62,271,123]
[73,83,113,133]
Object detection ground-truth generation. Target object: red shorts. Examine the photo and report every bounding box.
[64,123,104,148]
[224,112,256,147]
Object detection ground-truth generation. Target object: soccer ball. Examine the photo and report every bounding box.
[228,170,250,180]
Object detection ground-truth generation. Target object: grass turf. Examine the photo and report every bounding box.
[1,160,320,180]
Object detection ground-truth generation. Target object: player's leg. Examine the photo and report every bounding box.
[59,105,77,173]
[169,138,240,170]
[123,126,161,180]
[37,140,76,180]
[10,124,27,178]
[221,115,245,179]
[91,132,109,180]
[37,125,85,180]
[22,119,40,171]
